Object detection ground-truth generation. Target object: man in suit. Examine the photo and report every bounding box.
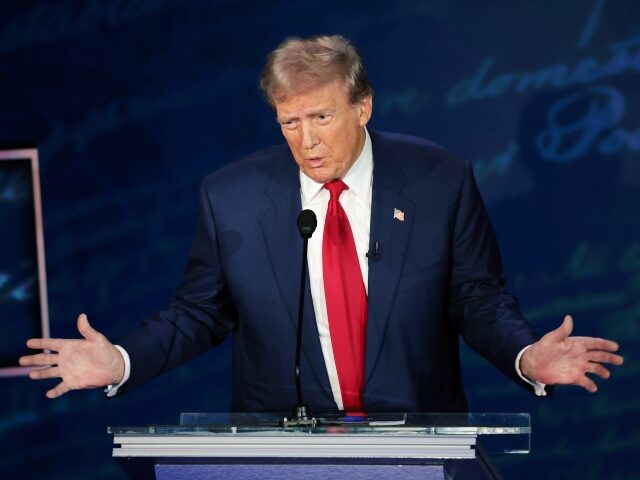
[20,35,623,413]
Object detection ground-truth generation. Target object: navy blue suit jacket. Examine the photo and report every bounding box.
[117,130,540,413]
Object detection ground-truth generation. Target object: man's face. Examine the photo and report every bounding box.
[275,80,372,184]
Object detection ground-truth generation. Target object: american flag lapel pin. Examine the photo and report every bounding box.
[393,208,405,222]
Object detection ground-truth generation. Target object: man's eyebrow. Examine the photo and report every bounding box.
[307,107,336,116]
[276,114,295,123]
[277,107,337,123]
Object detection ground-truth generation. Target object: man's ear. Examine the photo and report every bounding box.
[358,94,373,127]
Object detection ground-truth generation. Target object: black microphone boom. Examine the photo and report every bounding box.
[290,209,317,425]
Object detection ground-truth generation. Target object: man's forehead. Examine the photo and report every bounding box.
[275,81,347,115]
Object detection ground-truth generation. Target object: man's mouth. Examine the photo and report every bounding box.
[306,156,325,167]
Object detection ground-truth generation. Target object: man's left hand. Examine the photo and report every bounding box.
[520,315,624,393]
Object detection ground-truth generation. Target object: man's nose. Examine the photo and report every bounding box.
[301,123,319,149]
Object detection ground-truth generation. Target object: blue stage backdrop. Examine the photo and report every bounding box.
[1,1,638,478]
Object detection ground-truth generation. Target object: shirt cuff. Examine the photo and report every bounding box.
[515,344,547,397]
[104,345,131,397]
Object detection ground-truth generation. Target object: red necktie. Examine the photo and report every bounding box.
[322,179,367,414]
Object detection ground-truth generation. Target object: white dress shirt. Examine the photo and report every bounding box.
[107,127,545,401]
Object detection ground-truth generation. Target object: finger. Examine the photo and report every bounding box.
[575,374,598,393]
[574,337,620,352]
[586,351,624,365]
[77,313,103,342]
[19,353,58,366]
[46,381,70,399]
[28,367,61,380]
[586,362,610,380]
[26,338,66,352]
[547,315,573,342]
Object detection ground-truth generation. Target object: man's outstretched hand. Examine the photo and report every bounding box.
[520,315,624,393]
[19,313,125,399]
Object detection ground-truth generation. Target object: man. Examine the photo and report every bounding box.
[21,35,623,413]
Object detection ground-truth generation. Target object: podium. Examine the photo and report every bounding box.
[109,412,530,479]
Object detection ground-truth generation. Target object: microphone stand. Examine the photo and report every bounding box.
[282,210,317,427]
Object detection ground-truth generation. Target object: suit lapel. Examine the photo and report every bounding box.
[365,132,415,385]
[257,156,333,403]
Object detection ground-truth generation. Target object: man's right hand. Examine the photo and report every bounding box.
[19,313,125,399]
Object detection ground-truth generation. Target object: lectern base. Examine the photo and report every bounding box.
[116,454,499,480]
[155,463,447,480]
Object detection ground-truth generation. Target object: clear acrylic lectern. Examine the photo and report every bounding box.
[109,412,530,479]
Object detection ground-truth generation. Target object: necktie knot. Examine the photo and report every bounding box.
[324,179,349,201]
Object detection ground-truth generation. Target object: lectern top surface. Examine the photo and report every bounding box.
[108,412,530,436]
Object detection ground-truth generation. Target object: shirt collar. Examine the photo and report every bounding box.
[300,127,373,203]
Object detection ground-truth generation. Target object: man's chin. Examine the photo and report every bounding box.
[303,168,335,184]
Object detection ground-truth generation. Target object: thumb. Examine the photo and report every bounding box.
[547,314,573,342]
[77,313,102,341]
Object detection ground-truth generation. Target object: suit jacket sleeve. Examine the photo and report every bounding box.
[446,159,540,392]
[114,177,238,393]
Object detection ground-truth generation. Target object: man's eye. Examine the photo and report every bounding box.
[317,114,331,122]
[281,120,297,129]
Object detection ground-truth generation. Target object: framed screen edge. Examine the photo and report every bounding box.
[0,148,50,378]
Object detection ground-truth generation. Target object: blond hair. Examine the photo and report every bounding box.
[260,34,373,107]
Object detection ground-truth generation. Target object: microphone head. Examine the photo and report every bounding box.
[297,209,317,239]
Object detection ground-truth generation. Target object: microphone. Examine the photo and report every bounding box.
[366,241,381,261]
[288,209,317,426]
[297,209,317,239]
